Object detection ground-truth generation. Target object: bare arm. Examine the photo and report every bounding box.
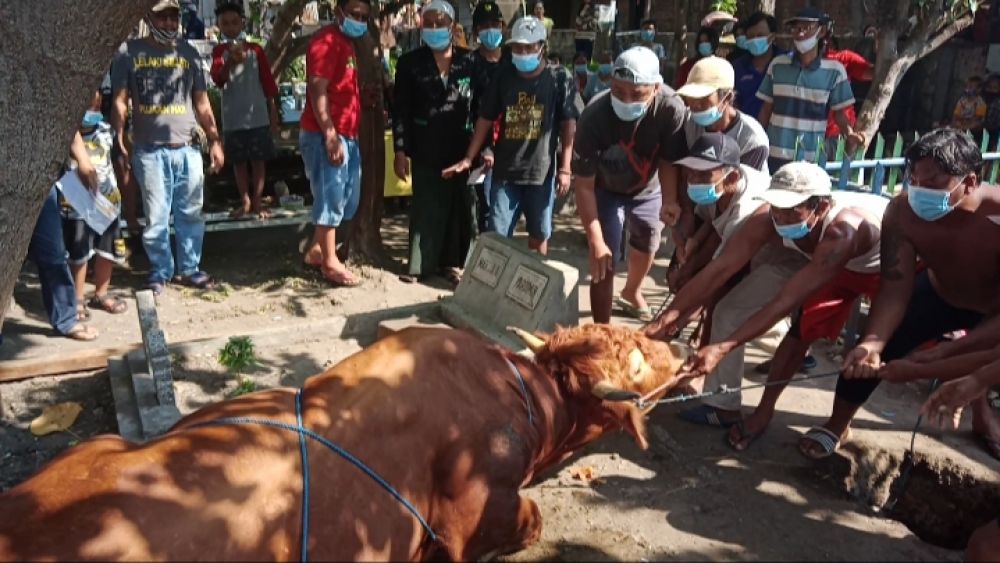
[307,75,337,139]
[558,119,575,172]
[69,131,90,165]
[758,101,773,128]
[574,174,603,247]
[891,345,1000,383]
[858,202,917,354]
[111,88,129,151]
[192,90,221,144]
[462,117,496,162]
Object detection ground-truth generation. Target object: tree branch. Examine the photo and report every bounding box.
[905,11,974,60]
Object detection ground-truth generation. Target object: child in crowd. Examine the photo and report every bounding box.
[61,91,127,320]
[950,75,987,133]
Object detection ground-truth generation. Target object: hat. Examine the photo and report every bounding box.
[422,0,455,21]
[700,10,737,27]
[611,46,663,85]
[675,133,741,171]
[473,1,503,28]
[151,0,180,12]
[785,7,830,25]
[675,56,734,98]
[758,162,832,208]
[506,16,547,45]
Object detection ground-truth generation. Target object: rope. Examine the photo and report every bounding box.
[503,356,535,425]
[636,369,844,409]
[884,378,939,514]
[191,390,439,559]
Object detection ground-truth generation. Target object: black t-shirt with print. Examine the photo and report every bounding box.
[479,62,584,185]
[573,87,688,197]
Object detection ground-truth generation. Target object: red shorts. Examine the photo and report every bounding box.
[791,269,881,342]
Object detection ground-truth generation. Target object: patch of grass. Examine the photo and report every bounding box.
[218,336,259,373]
[229,377,257,397]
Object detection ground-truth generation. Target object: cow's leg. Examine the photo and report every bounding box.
[461,493,542,561]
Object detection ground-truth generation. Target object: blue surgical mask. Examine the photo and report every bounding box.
[223,31,247,43]
[907,183,963,222]
[478,28,503,50]
[340,15,368,38]
[422,27,452,50]
[640,29,655,42]
[697,42,713,57]
[512,52,541,73]
[735,35,748,50]
[773,212,815,240]
[745,36,771,56]
[687,175,727,205]
[81,110,103,129]
[575,64,589,75]
[598,63,612,76]
[611,94,649,122]
[691,105,723,127]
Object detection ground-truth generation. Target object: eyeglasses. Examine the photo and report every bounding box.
[787,22,818,34]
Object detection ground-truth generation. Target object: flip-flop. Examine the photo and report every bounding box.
[799,426,848,460]
[321,267,361,288]
[76,303,91,322]
[64,324,98,341]
[174,271,217,290]
[678,404,741,428]
[88,294,128,315]
[727,420,767,452]
[614,296,653,322]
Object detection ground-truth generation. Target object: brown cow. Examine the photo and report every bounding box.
[0,324,687,561]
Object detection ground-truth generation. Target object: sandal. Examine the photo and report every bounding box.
[64,323,99,341]
[321,266,361,288]
[88,294,128,315]
[76,303,91,322]
[146,279,166,296]
[799,426,849,460]
[173,271,217,290]
[614,296,653,322]
[727,420,767,452]
[678,404,741,428]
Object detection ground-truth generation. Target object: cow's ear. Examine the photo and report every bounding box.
[606,402,649,450]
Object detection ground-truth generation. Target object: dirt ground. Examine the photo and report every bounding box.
[2,209,996,561]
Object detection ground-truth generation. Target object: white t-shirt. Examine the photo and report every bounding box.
[694,164,770,258]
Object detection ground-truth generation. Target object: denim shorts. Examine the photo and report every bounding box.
[489,168,555,241]
[300,130,361,228]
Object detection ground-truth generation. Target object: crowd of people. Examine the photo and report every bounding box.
[12,0,1000,554]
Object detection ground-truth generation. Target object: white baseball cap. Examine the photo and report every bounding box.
[612,46,663,85]
[676,56,734,99]
[421,0,455,21]
[507,16,547,45]
[758,161,833,208]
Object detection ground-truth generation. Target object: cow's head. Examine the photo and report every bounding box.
[510,324,688,451]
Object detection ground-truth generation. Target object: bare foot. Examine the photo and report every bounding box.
[303,247,323,269]
[252,199,272,219]
[229,198,251,218]
[321,264,361,287]
[619,288,649,312]
[728,408,774,451]
[971,398,1000,460]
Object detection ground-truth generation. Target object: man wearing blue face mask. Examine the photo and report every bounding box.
[393,0,478,286]
[830,129,1000,461]
[731,11,782,121]
[583,51,614,104]
[647,162,887,451]
[638,19,666,60]
[571,46,687,323]
[443,16,583,257]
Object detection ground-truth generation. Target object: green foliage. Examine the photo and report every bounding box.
[229,377,257,397]
[281,55,306,83]
[218,336,259,374]
[709,0,738,15]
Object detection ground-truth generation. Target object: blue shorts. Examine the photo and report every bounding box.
[489,168,555,241]
[299,131,361,228]
[596,188,663,263]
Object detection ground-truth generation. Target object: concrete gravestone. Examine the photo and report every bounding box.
[440,233,579,348]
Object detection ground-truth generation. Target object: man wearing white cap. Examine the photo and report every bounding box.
[394,0,478,285]
[646,162,887,452]
[443,16,583,256]
[572,46,687,323]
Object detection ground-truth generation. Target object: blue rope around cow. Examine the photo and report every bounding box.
[190,389,438,560]
[503,356,535,425]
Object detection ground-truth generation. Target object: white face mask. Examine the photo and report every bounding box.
[794,29,819,53]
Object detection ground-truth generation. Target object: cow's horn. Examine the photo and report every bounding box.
[628,348,652,382]
[507,326,546,353]
[592,380,641,402]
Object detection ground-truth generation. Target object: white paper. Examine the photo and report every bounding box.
[467,164,487,186]
[56,171,117,234]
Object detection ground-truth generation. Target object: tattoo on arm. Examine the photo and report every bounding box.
[880,222,904,282]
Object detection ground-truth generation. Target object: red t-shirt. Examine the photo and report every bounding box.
[825,49,870,138]
[300,25,360,138]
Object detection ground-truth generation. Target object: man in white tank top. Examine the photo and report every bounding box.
[646,161,887,450]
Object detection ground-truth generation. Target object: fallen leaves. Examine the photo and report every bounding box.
[29,402,83,436]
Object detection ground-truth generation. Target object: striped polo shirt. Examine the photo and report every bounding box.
[756,53,854,161]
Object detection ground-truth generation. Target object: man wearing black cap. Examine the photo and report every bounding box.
[756,7,863,171]
[470,0,508,233]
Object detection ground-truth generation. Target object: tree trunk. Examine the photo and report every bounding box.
[264,0,307,77]
[344,30,389,265]
[737,0,775,17]
[0,0,154,331]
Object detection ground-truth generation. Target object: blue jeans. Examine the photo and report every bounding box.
[131,145,206,283]
[27,186,78,334]
[299,131,362,227]
[490,168,556,241]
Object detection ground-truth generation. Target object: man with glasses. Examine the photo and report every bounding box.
[572,46,687,323]
[756,7,862,171]
[111,0,225,295]
[646,162,887,453]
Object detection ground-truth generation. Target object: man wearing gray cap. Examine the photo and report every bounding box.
[572,46,688,324]
[646,162,887,452]
[111,0,225,295]
[443,16,582,257]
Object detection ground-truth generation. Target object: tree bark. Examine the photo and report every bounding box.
[737,0,775,17]
[853,1,974,149]
[263,0,308,77]
[0,0,154,331]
